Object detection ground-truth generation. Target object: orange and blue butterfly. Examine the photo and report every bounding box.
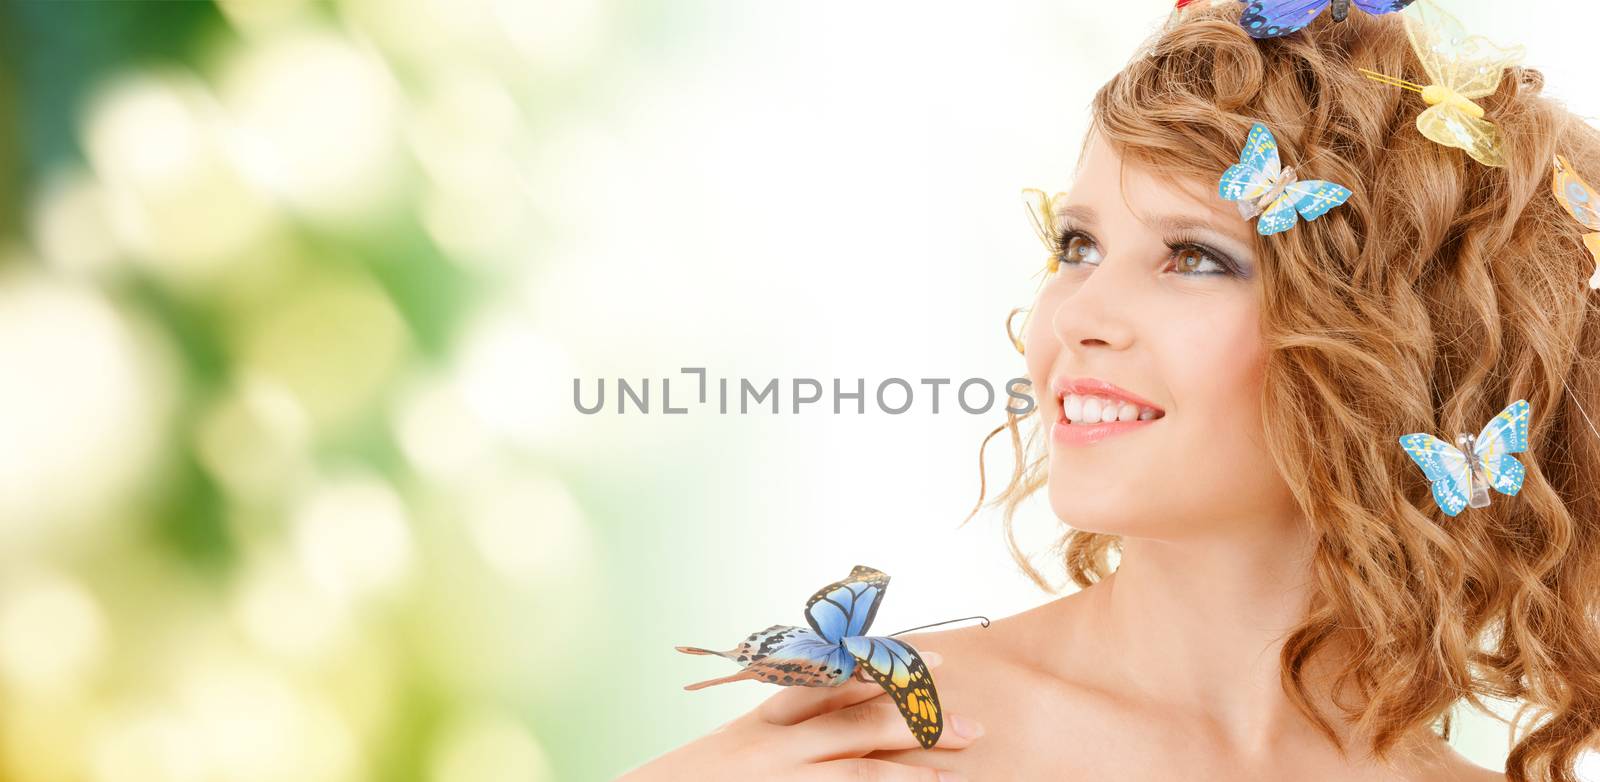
[1218,122,1352,236]
[1398,399,1530,517]
[676,565,946,749]
[1551,155,1600,289]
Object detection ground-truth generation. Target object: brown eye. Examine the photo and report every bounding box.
[1051,231,1103,271]
[1065,235,1097,262]
[1171,245,1225,275]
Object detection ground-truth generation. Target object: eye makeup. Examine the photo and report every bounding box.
[1048,220,1253,280]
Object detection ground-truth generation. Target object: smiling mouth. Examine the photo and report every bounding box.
[1056,392,1166,426]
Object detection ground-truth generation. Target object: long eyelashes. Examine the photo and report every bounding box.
[1048,226,1247,279]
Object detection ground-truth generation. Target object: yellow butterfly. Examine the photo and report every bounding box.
[1358,0,1524,168]
[1021,187,1068,276]
[1551,154,1600,289]
[1009,187,1071,354]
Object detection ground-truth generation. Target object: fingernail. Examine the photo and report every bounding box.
[921,650,943,667]
[938,772,967,782]
[949,714,983,739]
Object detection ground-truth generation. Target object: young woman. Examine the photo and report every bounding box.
[621,4,1600,780]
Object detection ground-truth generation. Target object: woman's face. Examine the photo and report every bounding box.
[1023,133,1298,538]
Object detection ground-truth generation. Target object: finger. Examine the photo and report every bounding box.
[758,650,943,726]
[803,758,967,782]
[792,701,982,761]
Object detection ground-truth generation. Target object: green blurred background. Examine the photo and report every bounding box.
[0,0,1591,779]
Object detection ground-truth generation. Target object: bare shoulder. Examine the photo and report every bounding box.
[1448,766,1507,782]
[1413,742,1506,782]
[892,585,1097,686]
[1418,757,1505,782]
[871,589,1510,782]
[1385,726,1507,782]
[864,589,1125,775]
[898,582,1095,656]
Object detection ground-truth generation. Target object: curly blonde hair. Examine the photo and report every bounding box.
[965,5,1600,780]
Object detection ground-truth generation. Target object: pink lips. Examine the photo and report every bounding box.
[1052,416,1159,446]
[1051,376,1165,412]
[1050,375,1165,447]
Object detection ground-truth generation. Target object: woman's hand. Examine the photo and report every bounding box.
[617,651,982,781]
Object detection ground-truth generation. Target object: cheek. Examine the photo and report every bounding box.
[1168,313,1265,424]
[1177,321,1260,422]
[1022,295,1062,415]
[1158,309,1286,505]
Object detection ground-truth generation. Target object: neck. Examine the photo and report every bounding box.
[1067,516,1437,764]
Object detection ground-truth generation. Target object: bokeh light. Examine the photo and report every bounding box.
[0,271,176,545]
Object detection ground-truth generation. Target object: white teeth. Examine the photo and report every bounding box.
[1064,395,1083,421]
[1059,393,1163,425]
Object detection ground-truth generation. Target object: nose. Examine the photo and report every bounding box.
[1050,259,1137,352]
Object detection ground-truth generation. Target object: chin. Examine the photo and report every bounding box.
[1046,479,1153,536]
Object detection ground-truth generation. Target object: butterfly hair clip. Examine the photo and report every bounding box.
[1020,187,1070,277]
[1239,0,1415,39]
[1218,122,1353,236]
[676,565,987,749]
[1398,399,1531,517]
[1551,155,1600,289]
[1357,0,1524,168]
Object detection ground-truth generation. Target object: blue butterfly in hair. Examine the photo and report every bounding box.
[1398,399,1531,517]
[1239,0,1415,39]
[675,565,945,749]
[1218,122,1353,236]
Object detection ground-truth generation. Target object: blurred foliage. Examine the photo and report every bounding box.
[0,0,627,779]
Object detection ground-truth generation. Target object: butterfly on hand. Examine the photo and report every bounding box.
[1398,399,1531,517]
[1218,122,1352,236]
[1358,0,1524,168]
[675,565,945,749]
[1551,154,1600,289]
[1239,0,1415,39]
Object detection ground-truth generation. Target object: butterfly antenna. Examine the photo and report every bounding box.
[886,615,991,637]
[1357,67,1426,94]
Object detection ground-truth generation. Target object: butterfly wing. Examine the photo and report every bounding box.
[1255,191,1301,236]
[1219,123,1283,208]
[1350,0,1414,14]
[804,565,891,645]
[1282,179,1353,222]
[1553,155,1600,232]
[1402,0,1524,99]
[1472,399,1531,496]
[676,624,855,690]
[1416,104,1506,168]
[1398,433,1473,517]
[1021,188,1057,249]
[1022,188,1067,274]
[1238,0,1332,38]
[1585,234,1600,288]
[842,636,943,749]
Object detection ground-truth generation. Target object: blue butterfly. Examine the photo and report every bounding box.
[1238,0,1415,39]
[1218,122,1353,236]
[676,565,944,749]
[1399,399,1531,517]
